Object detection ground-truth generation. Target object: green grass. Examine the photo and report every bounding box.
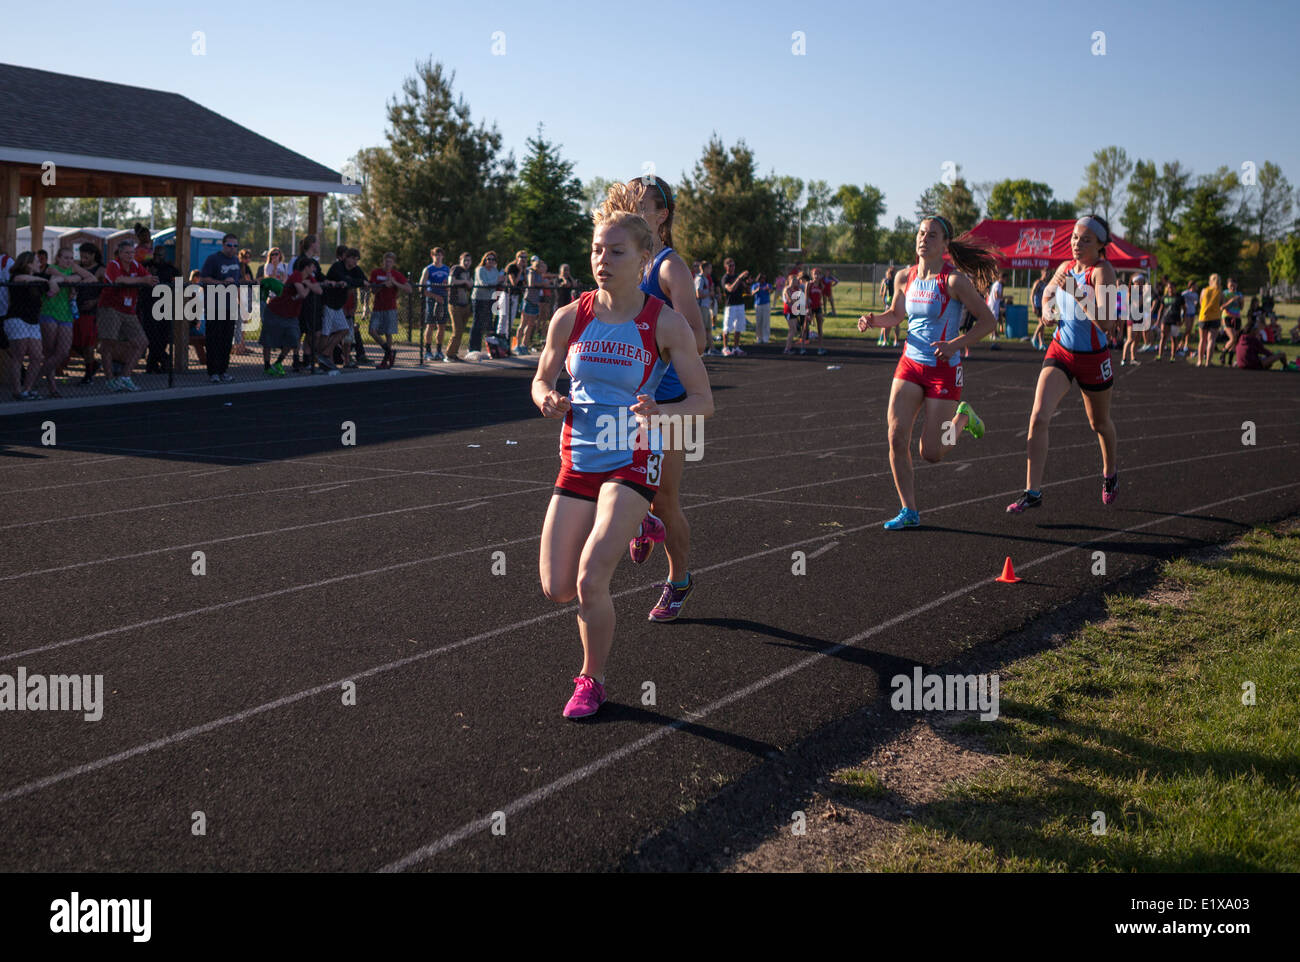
[849,524,1300,873]
[832,767,890,801]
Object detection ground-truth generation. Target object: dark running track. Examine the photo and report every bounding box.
[0,340,1297,872]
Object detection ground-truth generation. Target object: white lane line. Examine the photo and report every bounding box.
[307,484,351,495]
[0,484,553,588]
[377,478,1300,872]
[5,426,1294,650]
[805,541,839,560]
[3,446,1294,808]
[456,502,490,511]
[955,463,971,472]
[188,468,231,478]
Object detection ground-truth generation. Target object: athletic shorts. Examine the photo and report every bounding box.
[1199,320,1217,332]
[1044,339,1113,391]
[369,309,398,336]
[3,318,41,341]
[423,299,448,325]
[261,313,300,350]
[40,313,73,328]
[554,461,657,504]
[523,301,540,316]
[894,354,963,400]
[96,307,144,343]
[1222,316,1240,330]
[724,304,746,333]
[321,306,351,336]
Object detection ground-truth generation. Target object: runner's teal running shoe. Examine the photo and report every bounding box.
[956,401,984,439]
[883,507,920,530]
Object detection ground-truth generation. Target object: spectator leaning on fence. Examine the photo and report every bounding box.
[97,238,155,392]
[341,247,370,366]
[73,246,105,382]
[419,247,450,362]
[38,246,97,396]
[4,252,57,400]
[315,246,357,372]
[470,251,501,358]
[495,262,522,352]
[444,251,472,362]
[261,257,316,375]
[294,235,325,372]
[516,258,546,354]
[368,252,410,369]
[199,233,243,383]
[141,242,179,374]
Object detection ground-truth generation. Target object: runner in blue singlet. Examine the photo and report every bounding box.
[623,175,710,623]
[534,183,712,719]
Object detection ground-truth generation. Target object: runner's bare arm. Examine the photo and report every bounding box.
[660,252,707,354]
[532,301,577,417]
[653,310,713,420]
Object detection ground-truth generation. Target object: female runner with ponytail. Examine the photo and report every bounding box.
[857,216,1000,529]
[1006,214,1119,513]
[623,175,710,623]
[536,185,712,718]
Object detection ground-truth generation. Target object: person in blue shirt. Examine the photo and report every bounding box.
[750,274,772,344]
[419,247,451,362]
[198,233,243,382]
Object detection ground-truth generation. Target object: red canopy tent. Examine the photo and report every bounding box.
[968,219,1157,272]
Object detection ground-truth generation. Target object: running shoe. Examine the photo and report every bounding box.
[434,350,445,362]
[1006,490,1043,513]
[209,374,221,384]
[424,351,436,362]
[721,347,733,357]
[120,377,141,392]
[883,507,920,530]
[629,512,666,564]
[1102,473,1118,505]
[562,675,605,719]
[106,377,126,392]
[219,373,234,383]
[956,401,984,439]
[816,348,827,356]
[733,346,746,356]
[649,576,694,622]
[316,354,337,371]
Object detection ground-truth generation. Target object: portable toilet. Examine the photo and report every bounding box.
[151,227,226,272]
[16,225,77,255]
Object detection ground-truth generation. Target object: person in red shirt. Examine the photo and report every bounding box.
[808,267,828,354]
[96,238,156,392]
[1235,320,1287,370]
[263,258,323,374]
[367,252,412,368]
[822,270,839,316]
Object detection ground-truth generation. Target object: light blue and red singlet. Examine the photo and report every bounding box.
[556,290,669,501]
[1045,260,1114,391]
[894,263,965,400]
[639,246,685,403]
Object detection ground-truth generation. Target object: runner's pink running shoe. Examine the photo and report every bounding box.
[562,675,605,719]
[1102,473,1118,505]
[629,512,665,564]
[649,575,695,622]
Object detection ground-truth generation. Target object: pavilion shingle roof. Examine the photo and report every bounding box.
[0,63,345,188]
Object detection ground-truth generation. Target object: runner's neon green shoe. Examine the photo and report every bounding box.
[957,401,984,439]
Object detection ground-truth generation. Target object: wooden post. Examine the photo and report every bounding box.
[30,180,46,256]
[173,182,195,374]
[0,164,17,257]
[307,194,323,250]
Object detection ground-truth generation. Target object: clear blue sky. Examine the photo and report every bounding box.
[18,0,1300,223]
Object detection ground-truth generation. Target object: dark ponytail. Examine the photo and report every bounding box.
[921,215,1000,293]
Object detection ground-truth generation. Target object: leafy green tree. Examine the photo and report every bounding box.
[1160,171,1243,282]
[675,136,785,277]
[1155,162,1191,241]
[1240,161,1294,281]
[1268,233,1300,286]
[882,216,917,265]
[502,126,590,279]
[1120,160,1160,250]
[357,58,513,274]
[986,179,1073,220]
[834,183,885,261]
[915,170,979,235]
[1075,146,1132,222]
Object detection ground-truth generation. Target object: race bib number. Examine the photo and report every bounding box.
[955,364,964,387]
[645,453,662,486]
[1099,357,1113,380]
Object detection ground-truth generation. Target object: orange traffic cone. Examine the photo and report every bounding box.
[995,556,1020,583]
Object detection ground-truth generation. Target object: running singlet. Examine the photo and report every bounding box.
[562,291,669,474]
[902,265,963,368]
[639,246,684,402]
[1053,261,1108,352]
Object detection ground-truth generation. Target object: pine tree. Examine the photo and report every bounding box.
[675,136,784,277]
[502,126,589,279]
[1161,173,1243,282]
[357,59,513,275]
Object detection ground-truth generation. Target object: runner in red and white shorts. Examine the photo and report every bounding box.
[1007,214,1120,514]
[858,215,1001,530]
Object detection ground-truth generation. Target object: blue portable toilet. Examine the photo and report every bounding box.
[151,227,226,272]
[1004,304,1029,339]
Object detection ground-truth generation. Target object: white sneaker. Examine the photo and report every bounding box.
[219,373,235,382]
[121,377,141,392]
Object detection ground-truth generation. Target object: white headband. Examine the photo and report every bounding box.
[1076,216,1109,246]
